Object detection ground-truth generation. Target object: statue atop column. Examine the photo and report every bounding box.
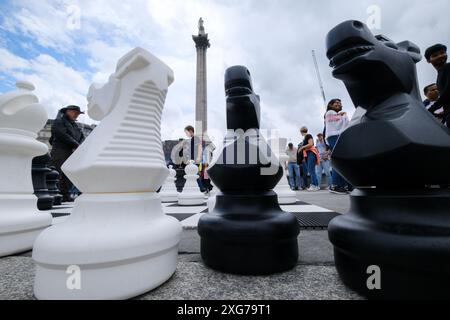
[198,17,205,36]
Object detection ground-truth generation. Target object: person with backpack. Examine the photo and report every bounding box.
[298,126,321,192]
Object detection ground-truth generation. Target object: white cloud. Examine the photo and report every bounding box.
[2,1,76,52]
[0,48,91,122]
[1,0,449,142]
[0,48,30,71]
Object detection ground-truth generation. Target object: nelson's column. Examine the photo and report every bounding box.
[193,18,210,140]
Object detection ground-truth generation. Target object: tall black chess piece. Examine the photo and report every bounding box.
[46,167,63,206]
[326,20,450,299]
[198,66,300,275]
[175,167,186,193]
[32,154,54,210]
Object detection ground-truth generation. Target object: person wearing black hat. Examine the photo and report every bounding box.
[49,105,86,202]
[425,44,450,128]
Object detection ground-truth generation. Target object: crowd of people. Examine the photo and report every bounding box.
[285,99,352,195]
[284,42,449,195]
[48,43,448,200]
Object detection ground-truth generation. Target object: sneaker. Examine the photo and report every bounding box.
[307,185,320,192]
[329,186,347,195]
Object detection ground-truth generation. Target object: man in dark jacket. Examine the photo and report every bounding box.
[49,105,85,202]
[426,44,450,128]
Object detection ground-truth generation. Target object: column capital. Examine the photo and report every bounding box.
[193,35,210,50]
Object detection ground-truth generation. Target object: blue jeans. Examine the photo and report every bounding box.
[316,159,332,187]
[306,151,319,187]
[327,135,347,188]
[288,162,301,189]
[301,162,308,188]
[193,164,205,192]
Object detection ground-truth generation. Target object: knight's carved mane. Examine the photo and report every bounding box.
[97,80,166,165]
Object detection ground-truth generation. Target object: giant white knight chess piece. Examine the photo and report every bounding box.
[32,48,182,300]
[0,81,52,257]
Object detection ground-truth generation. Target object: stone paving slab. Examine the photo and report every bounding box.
[0,193,357,300]
[0,256,362,300]
[0,256,35,300]
[180,230,335,265]
[0,230,355,300]
[138,261,362,300]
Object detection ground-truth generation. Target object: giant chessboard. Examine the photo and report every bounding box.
[48,198,340,230]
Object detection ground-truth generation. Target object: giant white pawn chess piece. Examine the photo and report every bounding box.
[178,160,205,206]
[270,138,297,205]
[161,165,178,203]
[0,81,52,257]
[32,48,182,300]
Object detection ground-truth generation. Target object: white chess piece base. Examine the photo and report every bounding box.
[32,192,181,300]
[207,195,216,213]
[275,164,297,204]
[0,133,52,257]
[0,196,52,256]
[178,193,205,206]
[277,192,298,205]
[275,183,298,204]
[161,192,179,203]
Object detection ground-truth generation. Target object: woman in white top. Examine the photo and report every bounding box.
[324,99,350,195]
[286,143,301,190]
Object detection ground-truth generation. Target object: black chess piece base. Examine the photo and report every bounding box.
[34,183,54,210]
[32,155,54,211]
[46,169,63,206]
[329,188,450,299]
[198,191,300,275]
[52,195,63,206]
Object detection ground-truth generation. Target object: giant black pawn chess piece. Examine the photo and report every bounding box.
[46,167,63,206]
[198,66,300,275]
[326,20,450,299]
[32,154,54,210]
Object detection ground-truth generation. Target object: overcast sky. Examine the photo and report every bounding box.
[0,0,448,145]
